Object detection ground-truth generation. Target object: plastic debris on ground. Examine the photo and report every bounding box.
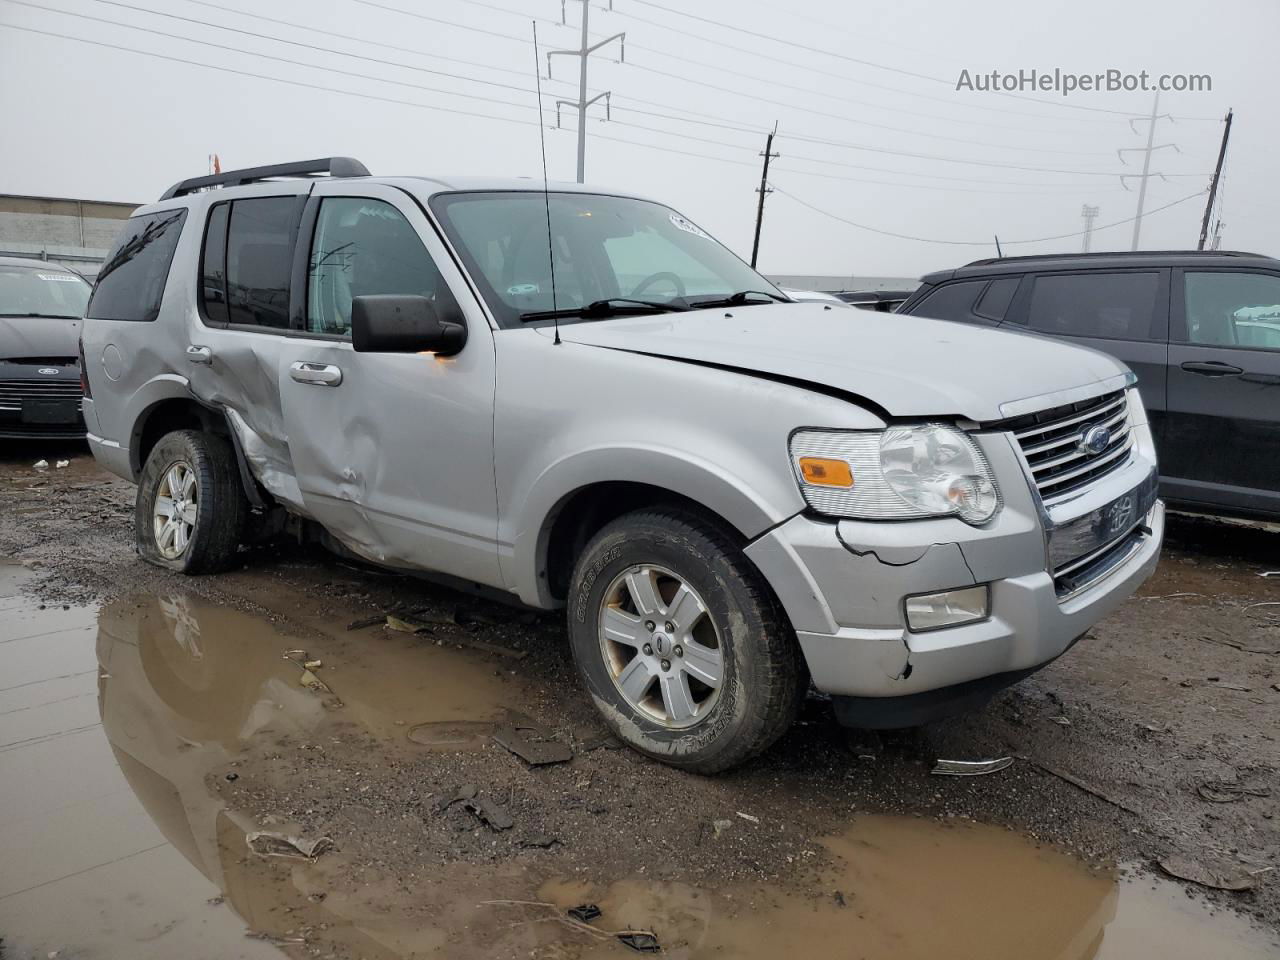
[32,460,48,470]
[931,757,1014,776]
[246,831,333,861]
[1157,855,1268,891]
[493,721,573,765]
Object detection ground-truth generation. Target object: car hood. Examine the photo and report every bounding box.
[557,302,1126,422]
[0,316,81,360]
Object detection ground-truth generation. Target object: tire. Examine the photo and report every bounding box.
[567,508,806,773]
[135,429,247,574]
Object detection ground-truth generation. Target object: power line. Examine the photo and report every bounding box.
[772,182,1206,247]
[0,20,544,128]
[4,0,557,117]
[626,0,1195,121]
[180,0,577,88]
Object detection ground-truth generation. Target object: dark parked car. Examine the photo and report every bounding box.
[830,289,916,312]
[0,256,91,439]
[899,250,1280,521]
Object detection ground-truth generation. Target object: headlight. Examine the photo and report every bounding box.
[790,425,1000,524]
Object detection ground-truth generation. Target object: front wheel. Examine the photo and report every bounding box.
[567,508,805,773]
[135,429,247,574]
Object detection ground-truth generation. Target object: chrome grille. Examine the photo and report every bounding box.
[1009,390,1133,501]
[0,379,83,411]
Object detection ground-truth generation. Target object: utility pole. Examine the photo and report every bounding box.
[1198,108,1233,250]
[1081,204,1099,253]
[547,0,624,183]
[1119,92,1179,250]
[750,124,780,269]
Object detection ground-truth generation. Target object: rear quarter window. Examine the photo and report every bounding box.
[911,279,988,321]
[87,209,188,322]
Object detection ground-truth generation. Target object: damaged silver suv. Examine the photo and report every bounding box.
[82,158,1163,772]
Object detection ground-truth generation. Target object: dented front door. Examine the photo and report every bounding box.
[278,182,502,588]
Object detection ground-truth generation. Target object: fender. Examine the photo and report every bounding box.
[509,444,804,607]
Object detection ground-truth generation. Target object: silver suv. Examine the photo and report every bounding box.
[81,158,1164,772]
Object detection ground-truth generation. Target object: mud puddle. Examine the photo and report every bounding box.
[2,568,1276,959]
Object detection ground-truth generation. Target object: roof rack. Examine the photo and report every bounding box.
[963,249,1271,268]
[158,157,370,201]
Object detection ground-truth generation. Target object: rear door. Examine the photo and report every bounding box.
[186,183,311,509]
[277,182,502,586]
[1008,269,1170,435]
[1163,268,1280,517]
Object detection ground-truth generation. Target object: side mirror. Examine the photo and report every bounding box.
[350,295,467,355]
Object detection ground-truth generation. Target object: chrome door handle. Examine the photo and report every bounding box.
[289,361,343,386]
[186,345,213,365]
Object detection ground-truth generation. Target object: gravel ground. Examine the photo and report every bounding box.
[2,440,1277,949]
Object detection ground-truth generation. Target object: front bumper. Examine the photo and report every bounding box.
[743,419,1163,715]
[0,364,86,439]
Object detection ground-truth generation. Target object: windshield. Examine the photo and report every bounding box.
[429,191,782,327]
[0,264,91,319]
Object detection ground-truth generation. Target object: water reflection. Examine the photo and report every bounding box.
[94,592,1276,960]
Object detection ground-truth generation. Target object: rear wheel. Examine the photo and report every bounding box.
[567,508,805,773]
[135,429,246,574]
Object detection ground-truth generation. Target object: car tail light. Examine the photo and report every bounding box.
[78,336,91,399]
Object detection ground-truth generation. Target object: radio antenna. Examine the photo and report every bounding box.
[532,22,561,345]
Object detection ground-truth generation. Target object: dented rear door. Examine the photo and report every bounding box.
[278,182,502,588]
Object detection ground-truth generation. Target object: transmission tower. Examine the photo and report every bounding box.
[1118,92,1179,250]
[1080,205,1099,253]
[546,0,625,183]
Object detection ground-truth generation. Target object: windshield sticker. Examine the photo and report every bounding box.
[38,273,81,282]
[668,214,710,239]
[507,283,540,296]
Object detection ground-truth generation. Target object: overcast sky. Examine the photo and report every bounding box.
[1,0,1274,280]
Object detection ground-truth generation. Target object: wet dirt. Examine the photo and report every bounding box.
[1,445,1279,958]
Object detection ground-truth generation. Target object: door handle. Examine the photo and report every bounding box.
[289,361,343,387]
[186,345,213,365]
[1180,360,1243,377]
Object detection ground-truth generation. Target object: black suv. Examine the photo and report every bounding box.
[898,251,1280,522]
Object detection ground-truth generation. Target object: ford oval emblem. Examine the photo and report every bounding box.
[1078,424,1112,455]
[38,367,60,376]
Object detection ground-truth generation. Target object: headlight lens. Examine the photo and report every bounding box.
[790,425,1000,524]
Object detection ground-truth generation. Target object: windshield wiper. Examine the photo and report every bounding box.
[520,297,688,322]
[0,313,81,319]
[685,289,790,308]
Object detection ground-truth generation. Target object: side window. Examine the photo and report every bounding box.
[200,202,230,325]
[974,277,1019,321]
[1027,272,1159,341]
[306,197,457,338]
[86,209,188,322]
[912,280,988,321]
[1183,272,1280,351]
[225,197,300,330]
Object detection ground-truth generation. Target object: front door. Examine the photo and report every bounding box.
[1163,268,1280,517]
[277,183,502,587]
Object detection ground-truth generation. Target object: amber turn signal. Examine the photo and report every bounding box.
[797,457,854,488]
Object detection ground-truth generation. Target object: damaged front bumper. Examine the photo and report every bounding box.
[744,427,1164,727]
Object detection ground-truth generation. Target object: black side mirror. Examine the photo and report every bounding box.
[350,295,467,355]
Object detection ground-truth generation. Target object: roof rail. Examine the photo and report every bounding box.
[158,157,370,201]
[963,249,1272,268]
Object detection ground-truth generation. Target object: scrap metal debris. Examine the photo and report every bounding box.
[1157,855,1268,892]
[567,904,601,923]
[931,757,1013,776]
[617,932,661,953]
[246,831,333,861]
[439,784,514,831]
[1196,780,1271,804]
[493,721,573,766]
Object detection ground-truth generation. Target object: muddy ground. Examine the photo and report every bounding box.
[1,440,1277,959]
